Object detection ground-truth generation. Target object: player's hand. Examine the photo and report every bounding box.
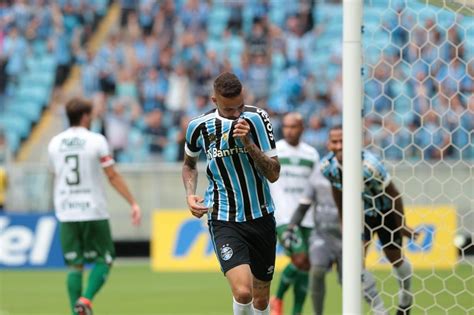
[187,195,208,218]
[131,203,142,226]
[281,225,299,251]
[402,225,419,240]
[233,118,251,146]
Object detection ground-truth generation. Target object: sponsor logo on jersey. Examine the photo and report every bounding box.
[61,200,91,211]
[60,137,86,151]
[206,147,248,159]
[256,108,274,141]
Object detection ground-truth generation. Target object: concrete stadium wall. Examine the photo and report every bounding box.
[5,162,473,240]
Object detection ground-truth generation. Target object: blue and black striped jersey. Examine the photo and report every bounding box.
[320,150,392,217]
[185,106,277,222]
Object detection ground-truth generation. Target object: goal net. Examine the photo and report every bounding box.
[361,0,473,314]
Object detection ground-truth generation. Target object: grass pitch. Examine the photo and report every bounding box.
[0,262,472,314]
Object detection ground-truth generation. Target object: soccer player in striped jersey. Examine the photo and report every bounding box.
[320,125,416,315]
[268,112,318,315]
[48,98,141,315]
[182,72,280,315]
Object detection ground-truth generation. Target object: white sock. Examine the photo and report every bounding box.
[233,297,254,315]
[393,260,413,306]
[362,269,388,315]
[253,303,269,315]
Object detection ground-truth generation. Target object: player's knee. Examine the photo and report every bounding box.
[253,296,269,311]
[233,286,253,304]
[311,266,326,280]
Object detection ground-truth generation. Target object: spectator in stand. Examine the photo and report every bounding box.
[302,115,329,155]
[141,67,167,113]
[175,115,191,161]
[179,0,209,33]
[138,0,158,35]
[120,0,136,28]
[96,32,125,95]
[144,109,168,157]
[79,48,100,97]
[165,63,191,124]
[247,17,269,56]
[3,26,27,88]
[105,98,140,160]
[247,53,271,103]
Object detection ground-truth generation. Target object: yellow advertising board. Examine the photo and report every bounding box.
[366,205,457,269]
[152,206,457,271]
[151,210,290,271]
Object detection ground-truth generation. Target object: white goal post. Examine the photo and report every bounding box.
[343,0,363,314]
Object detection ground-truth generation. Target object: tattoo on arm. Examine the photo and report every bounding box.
[245,143,280,182]
[182,154,199,196]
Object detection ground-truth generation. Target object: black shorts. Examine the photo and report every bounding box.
[364,210,402,249]
[208,214,276,282]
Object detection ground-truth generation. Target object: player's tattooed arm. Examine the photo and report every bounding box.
[234,118,280,182]
[182,153,199,196]
[182,154,208,218]
[245,144,280,183]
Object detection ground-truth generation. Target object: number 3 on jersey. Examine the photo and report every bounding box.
[65,154,80,185]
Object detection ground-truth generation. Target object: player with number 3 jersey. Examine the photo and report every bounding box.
[48,98,141,315]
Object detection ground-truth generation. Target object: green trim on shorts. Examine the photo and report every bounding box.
[276,224,312,256]
[60,219,115,265]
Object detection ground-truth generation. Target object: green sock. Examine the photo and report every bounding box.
[67,270,83,314]
[84,263,110,300]
[276,263,298,299]
[292,271,309,315]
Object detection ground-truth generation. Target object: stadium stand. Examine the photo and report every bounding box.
[1,0,472,162]
[0,0,109,155]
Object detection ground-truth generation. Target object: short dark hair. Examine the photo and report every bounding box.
[66,97,93,126]
[330,124,342,132]
[213,72,242,98]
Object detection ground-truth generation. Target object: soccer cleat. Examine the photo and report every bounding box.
[269,296,283,315]
[74,297,93,315]
[396,291,412,315]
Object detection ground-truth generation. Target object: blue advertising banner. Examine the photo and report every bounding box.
[0,213,65,269]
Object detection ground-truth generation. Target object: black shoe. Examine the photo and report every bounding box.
[396,304,411,315]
